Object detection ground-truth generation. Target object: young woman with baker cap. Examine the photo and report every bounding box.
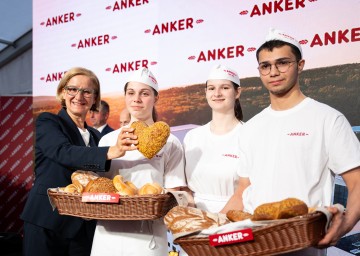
[182,64,244,214]
[21,67,138,256]
[90,67,186,256]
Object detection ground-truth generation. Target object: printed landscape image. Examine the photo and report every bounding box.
[33,63,360,130]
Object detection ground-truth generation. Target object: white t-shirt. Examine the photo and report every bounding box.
[184,122,243,212]
[90,127,186,256]
[237,98,360,256]
[238,98,360,213]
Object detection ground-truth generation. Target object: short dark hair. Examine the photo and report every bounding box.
[100,100,110,114]
[256,40,302,62]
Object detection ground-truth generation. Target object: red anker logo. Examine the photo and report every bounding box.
[239,10,248,15]
[299,39,308,45]
[188,56,196,60]
[144,29,151,33]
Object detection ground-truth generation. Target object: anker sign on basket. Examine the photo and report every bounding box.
[209,228,254,246]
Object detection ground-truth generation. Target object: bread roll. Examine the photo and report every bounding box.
[64,183,83,193]
[71,170,100,188]
[125,181,138,194]
[84,177,117,193]
[252,198,308,221]
[112,175,136,196]
[226,210,253,222]
[138,182,163,195]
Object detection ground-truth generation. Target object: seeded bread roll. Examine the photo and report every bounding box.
[131,121,170,159]
[84,177,117,193]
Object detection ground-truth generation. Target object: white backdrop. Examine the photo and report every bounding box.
[33,0,360,97]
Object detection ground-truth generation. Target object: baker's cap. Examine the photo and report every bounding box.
[126,67,159,92]
[207,64,240,86]
[265,28,303,57]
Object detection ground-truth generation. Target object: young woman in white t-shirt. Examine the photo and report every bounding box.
[183,64,244,213]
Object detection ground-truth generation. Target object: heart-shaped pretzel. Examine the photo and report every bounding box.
[131,121,170,159]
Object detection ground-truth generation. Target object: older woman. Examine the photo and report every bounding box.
[21,67,137,256]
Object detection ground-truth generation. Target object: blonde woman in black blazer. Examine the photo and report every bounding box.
[21,67,138,256]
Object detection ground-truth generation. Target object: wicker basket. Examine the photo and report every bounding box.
[48,189,178,220]
[175,212,327,256]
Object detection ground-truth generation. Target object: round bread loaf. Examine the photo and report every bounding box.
[84,177,117,193]
[71,170,100,188]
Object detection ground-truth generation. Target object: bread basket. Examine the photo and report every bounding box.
[175,212,327,256]
[48,189,178,220]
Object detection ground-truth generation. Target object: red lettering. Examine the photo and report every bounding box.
[250,0,305,17]
[113,0,149,11]
[338,29,349,44]
[45,12,75,27]
[152,18,194,35]
[310,27,360,47]
[45,72,66,82]
[197,45,244,62]
[352,27,360,42]
[112,60,149,73]
[77,35,110,49]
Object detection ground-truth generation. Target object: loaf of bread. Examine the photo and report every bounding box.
[164,206,229,237]
[71,170,100,188]
[112,175,137,196]
[138,182,163,195]
[226,210,253,222]
[131,121,170,159]
[84,177,117,193]
[252,198,308,221]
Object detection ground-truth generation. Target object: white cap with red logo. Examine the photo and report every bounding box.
[207,64,240,86]
[265,28,303,57]
[126,67,159,92]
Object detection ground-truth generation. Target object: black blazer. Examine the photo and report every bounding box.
[21,108,111,238]
[100,124,114,137]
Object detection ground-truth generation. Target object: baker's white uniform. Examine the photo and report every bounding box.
[238,98,360,256]
[184,122,243,213]
[90,127,186,256]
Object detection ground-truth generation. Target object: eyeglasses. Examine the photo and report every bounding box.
[64,86,96,98]
[258,60,297,76]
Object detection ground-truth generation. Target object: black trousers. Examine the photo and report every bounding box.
[23,221,96,256]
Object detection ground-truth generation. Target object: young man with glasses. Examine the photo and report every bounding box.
[222,28,360,256]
